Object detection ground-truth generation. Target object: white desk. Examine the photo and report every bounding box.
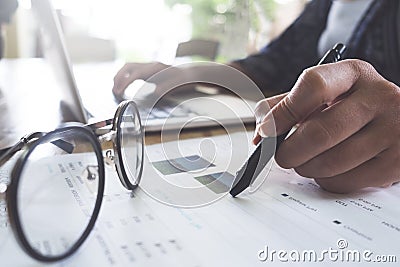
[0,58,64,148]
[1,132,400,266]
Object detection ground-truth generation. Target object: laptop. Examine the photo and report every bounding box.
[31,0,259,132]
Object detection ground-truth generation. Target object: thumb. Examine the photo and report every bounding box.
[252,93,287,144]
[258,93,304,137]
[254,93,287,124]
[258,60,363,137]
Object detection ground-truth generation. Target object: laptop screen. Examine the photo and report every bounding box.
[31,0,88,123]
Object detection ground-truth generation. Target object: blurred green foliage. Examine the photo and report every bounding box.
[164,0,276,38]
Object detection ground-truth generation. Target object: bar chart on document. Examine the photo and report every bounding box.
[0,132,399,266]
[140,130,254,208]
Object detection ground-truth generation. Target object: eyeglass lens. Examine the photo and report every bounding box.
[119,102,143,186]
[15,130,101,259]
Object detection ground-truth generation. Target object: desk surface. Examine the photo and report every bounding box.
[0,58,64,147]
[1,59,399,266]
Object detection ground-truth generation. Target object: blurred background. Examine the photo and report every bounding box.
[2,0,308,64]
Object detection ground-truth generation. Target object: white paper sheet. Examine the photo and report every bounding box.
[1,132,399,266]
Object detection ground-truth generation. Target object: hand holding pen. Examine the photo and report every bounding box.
[231,43,400,196]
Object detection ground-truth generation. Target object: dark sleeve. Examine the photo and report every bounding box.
[0,0,18,23]
[233,0,332,96]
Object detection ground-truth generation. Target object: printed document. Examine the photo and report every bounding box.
[1,132,399,266]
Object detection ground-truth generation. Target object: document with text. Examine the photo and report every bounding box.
[1,132,399,266]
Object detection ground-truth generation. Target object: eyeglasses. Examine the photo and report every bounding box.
[0,100,144,262]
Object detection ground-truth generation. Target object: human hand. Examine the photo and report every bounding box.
[253,59,400,193]
[112,62,169,101]
[112,61,209,102]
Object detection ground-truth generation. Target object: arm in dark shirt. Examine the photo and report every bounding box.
[232,0,331,96]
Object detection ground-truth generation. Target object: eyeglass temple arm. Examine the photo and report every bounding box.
[0,132,77,169]
[0,132,45,168]
[86,119,113,130]
[85,118,114,137]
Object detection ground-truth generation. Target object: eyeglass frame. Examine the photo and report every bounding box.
[0,100,144,262]
[87,100,144,190]
[0,126,105,262]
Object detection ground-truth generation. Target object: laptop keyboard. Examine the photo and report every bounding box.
[136,101,198,121]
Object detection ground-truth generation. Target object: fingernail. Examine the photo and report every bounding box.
[252,134,262,145]
[252,130,261,144]
[258,118,276,137]
[252,130,258,140]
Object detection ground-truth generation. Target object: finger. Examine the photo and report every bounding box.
[112,64,139,96]
[259,60,374,137]
[145,65,190,97]
[113,62,168,97]
[253,93,287,144]
[252,133,262,145]
[153,82,194,97]
[113,92,125,103]
[276,88,377,168]
[294,120,388,178]
[255,93,287,123]
[313,146,400,194]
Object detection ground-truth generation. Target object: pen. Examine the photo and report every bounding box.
[230,43,346,197]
